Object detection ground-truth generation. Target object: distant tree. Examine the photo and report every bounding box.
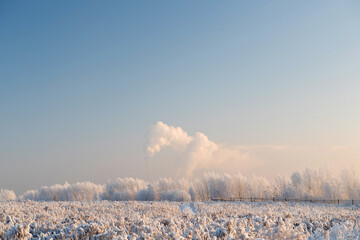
[0,189,16,201]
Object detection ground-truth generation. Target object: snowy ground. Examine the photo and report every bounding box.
[0,201,360,239]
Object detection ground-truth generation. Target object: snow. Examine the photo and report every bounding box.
[0,201,359,239]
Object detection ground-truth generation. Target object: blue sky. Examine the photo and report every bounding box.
[1,1,360,193]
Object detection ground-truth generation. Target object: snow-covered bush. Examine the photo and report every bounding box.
[21,190,39,201]
[105,178,147,201]
[1,201,360,239]
[190,178,210,201]
[16,167,360,203]
[189,186,196,201]
[0,189,16,201]
[67,182,104,201]
[22,182,104,201]
[5,224,31,240]
[160,190,191,202]
[136,184,157,201]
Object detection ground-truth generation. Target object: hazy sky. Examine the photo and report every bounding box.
[1,1,360,193]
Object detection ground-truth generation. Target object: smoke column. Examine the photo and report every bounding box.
[145,121,251,178]
[145,121,193,178]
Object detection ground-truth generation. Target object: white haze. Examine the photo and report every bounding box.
[145,121,358,179]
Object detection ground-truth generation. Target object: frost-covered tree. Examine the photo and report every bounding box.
[0,189,16,201]
[188,186,196,201]
[233,173,247,199]
[136,184,156,201]
[247,176,271,199]
[105,178,147,201]
[190,178,210,201]
[341,168,360,200]
[18,167,360,203]
[291,171,302,188]
[160,190,191,202]
[22,182,104,201]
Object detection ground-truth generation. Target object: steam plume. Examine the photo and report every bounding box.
[145,121,251,178]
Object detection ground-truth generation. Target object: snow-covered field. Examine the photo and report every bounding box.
[1,201,360,240]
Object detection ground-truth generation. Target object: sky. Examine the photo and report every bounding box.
[1,1,360,193]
